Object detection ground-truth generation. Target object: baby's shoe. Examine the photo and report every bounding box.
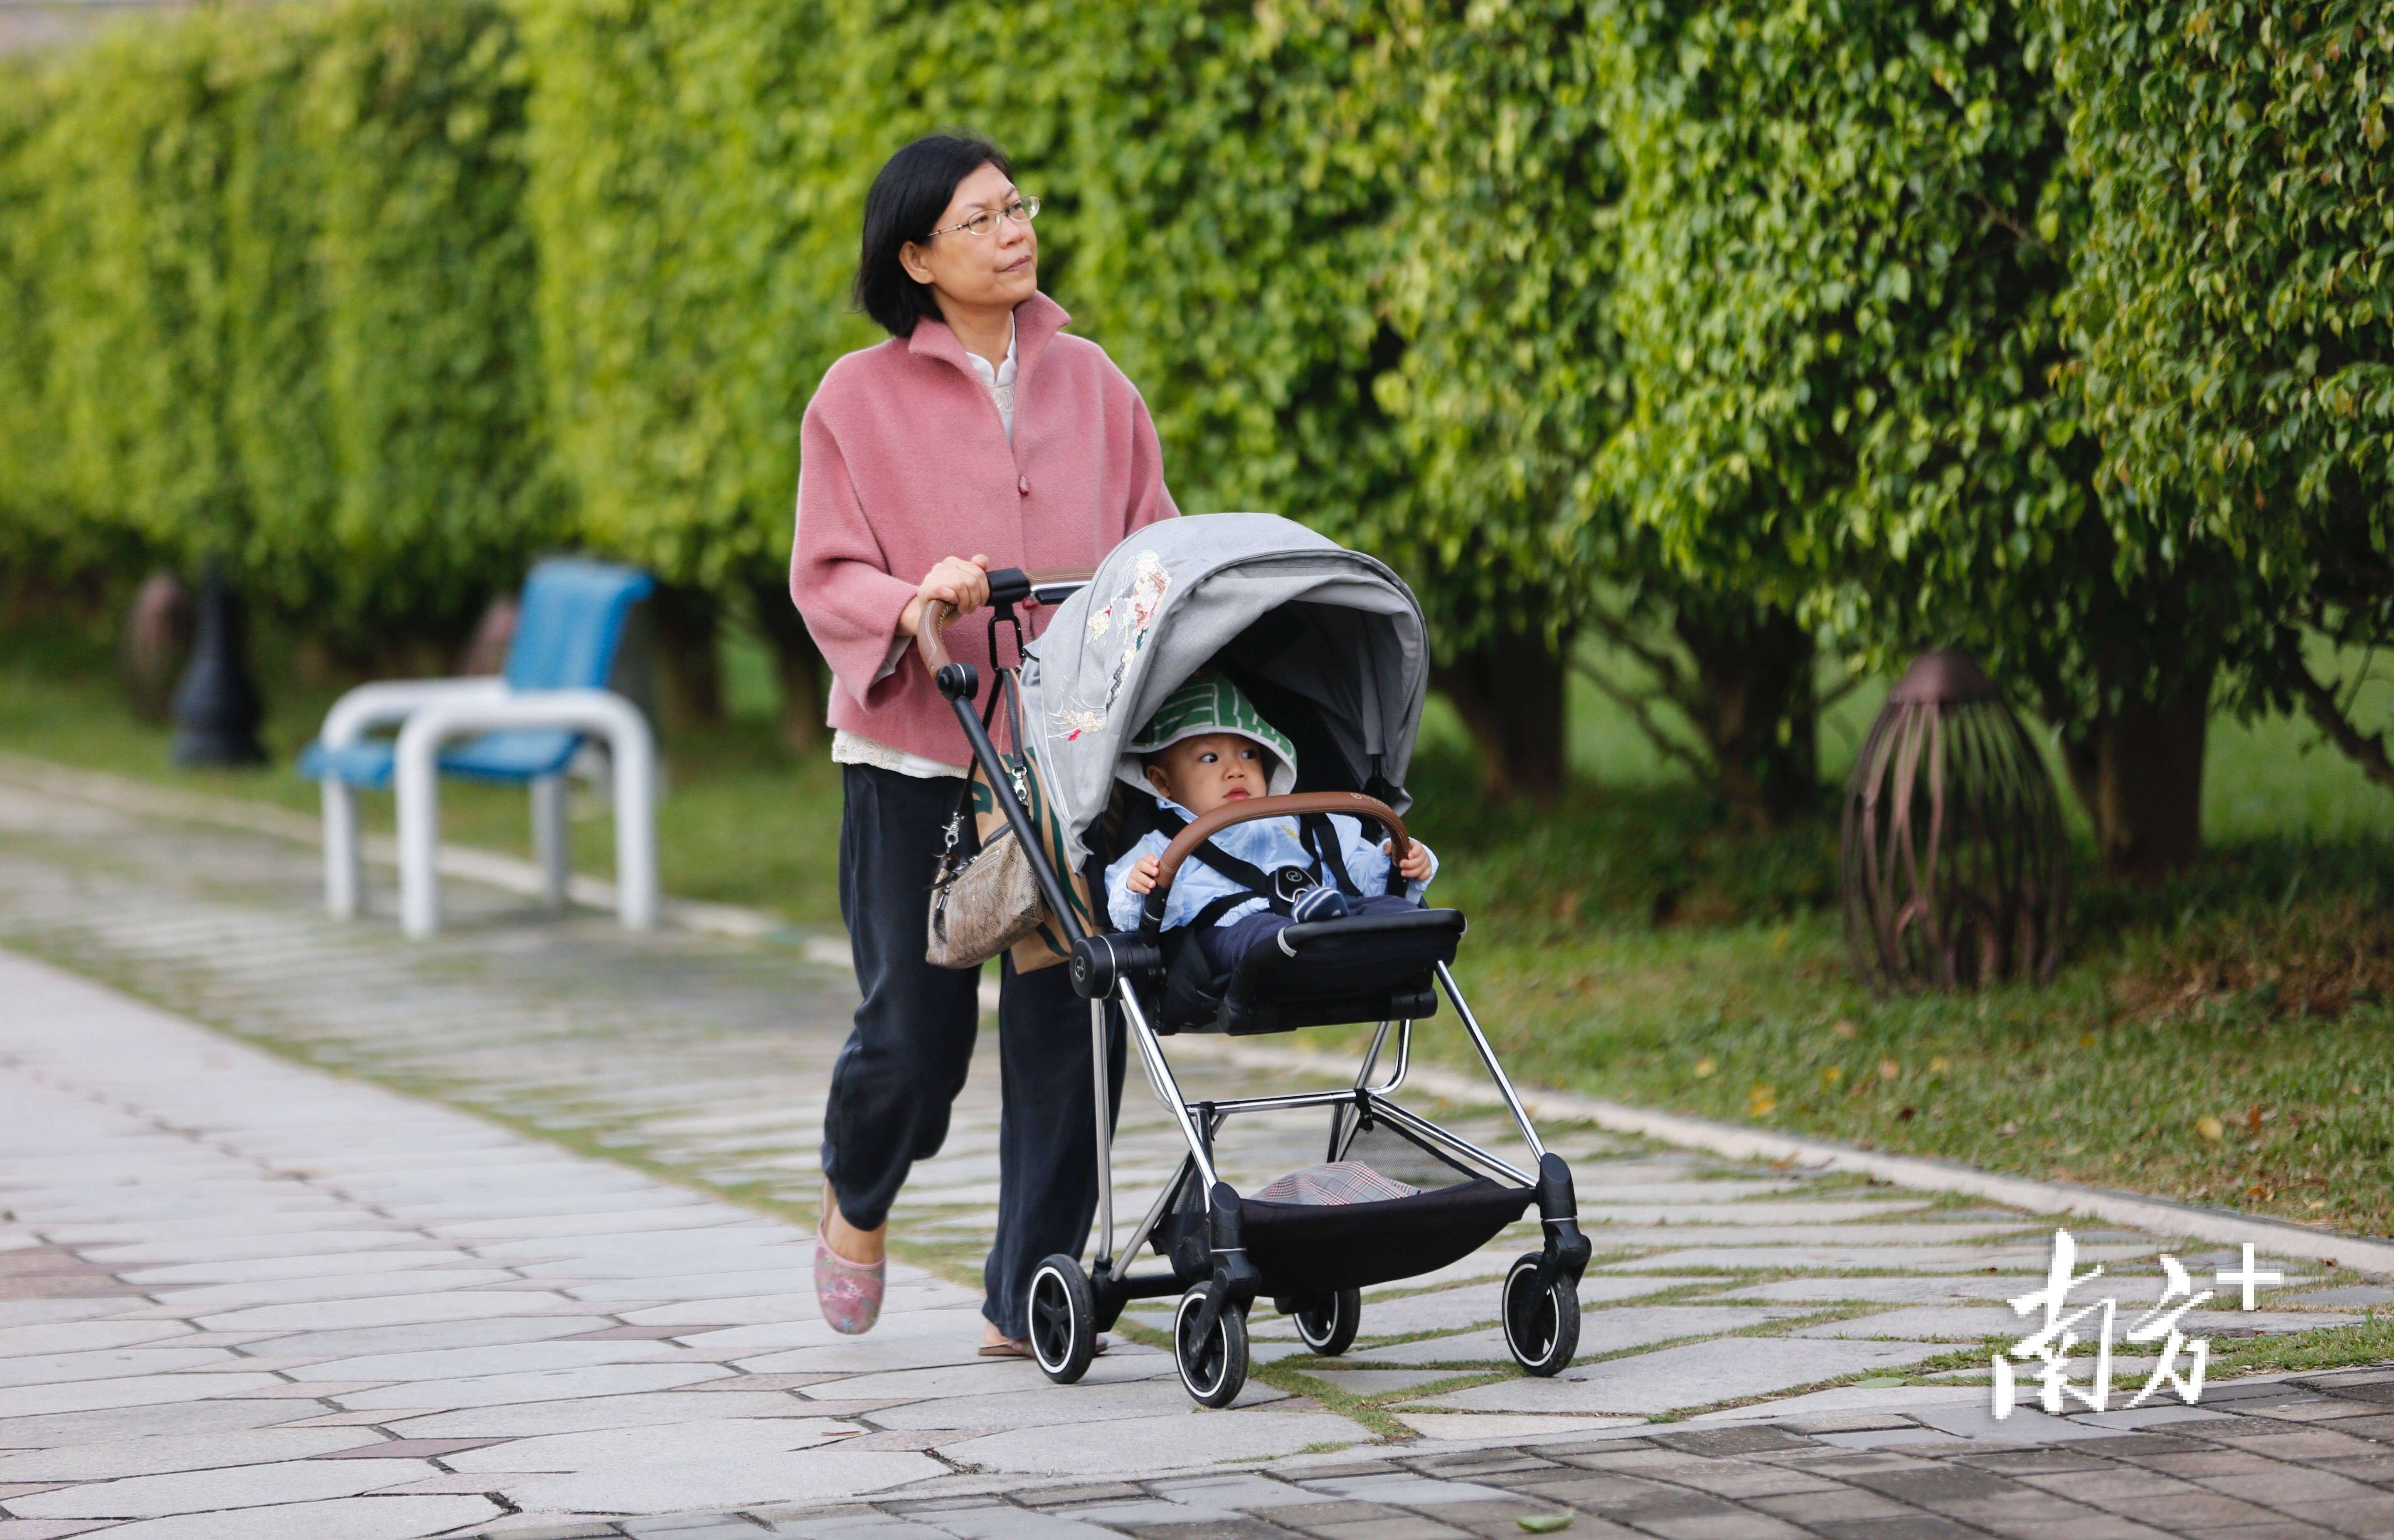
[1291,886,1350,924]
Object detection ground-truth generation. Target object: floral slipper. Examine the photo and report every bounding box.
[814,1215,885,1336]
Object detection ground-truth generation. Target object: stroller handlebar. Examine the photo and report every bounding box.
[1145,792,1410,928]
[911,567,1096,676]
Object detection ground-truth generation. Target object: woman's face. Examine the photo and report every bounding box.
[898,161,1038,319]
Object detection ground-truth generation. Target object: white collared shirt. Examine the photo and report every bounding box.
[965,320,1019,440]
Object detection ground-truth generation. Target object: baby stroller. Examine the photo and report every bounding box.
[915,513,1590,1408]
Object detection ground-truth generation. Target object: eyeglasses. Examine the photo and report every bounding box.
[927,196,1040,241]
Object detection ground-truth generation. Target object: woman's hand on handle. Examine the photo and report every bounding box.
[898,554,991,637]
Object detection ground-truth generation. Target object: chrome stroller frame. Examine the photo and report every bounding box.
[919,568,1591,1407]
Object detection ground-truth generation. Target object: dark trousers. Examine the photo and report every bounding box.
[823,763,1125,1340]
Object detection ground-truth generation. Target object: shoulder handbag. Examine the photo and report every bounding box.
[925,669,1047,969]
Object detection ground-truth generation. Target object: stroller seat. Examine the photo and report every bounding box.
[1214,905,1465,1035]
[1150,905,1466,1035]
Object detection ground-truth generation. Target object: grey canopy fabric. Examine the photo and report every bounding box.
[1020,513,1429,871]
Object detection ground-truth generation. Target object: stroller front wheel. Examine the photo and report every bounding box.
[1501,1253,1579,1377]
[1028,1255,1096,1384]
[1173,1289,1250,1407]
[1290,1287,1362,1357]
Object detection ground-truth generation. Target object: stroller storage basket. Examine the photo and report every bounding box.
[1164,1176,1533,1300]
[1216,907,1463,1036]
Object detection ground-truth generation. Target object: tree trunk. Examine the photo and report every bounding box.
[2060,662,2212,879]
[647,583,725,730]
[1672,604,1818,829]
[749,577,827,754]
[1431,623,1568,802]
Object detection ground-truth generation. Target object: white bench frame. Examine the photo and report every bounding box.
[315,680,657,939]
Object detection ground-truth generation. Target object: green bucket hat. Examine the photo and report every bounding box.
[1127,670,1298,795]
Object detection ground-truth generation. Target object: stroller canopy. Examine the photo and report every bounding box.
[1022,513,1429,871]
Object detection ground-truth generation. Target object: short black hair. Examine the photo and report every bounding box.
[853,133,1014,338]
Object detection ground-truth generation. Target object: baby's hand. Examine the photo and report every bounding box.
[1126,855,1163,894]
[1386,839,1433,882]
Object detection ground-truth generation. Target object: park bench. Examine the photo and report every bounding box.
[300,557,659,939]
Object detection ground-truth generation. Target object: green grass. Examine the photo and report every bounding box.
[6,610,2394,1238]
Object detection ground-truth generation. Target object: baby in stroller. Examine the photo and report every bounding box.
[1103,671,1436,971]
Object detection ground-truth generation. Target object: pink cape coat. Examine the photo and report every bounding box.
[790,292,1178,763]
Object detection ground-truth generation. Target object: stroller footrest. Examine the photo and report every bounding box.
[1273,907,1466,955]
[1214,907,1464,1035]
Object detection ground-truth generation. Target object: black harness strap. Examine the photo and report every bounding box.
[1151,807,1289,920]
[1298,813,1360,898]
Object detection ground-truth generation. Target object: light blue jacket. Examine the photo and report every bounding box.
[1103,796,1437,933]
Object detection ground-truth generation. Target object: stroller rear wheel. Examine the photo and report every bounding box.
[1289,1287,1362,1357]
[1501,1253,1579,1377]
[1173,1289,1250,1407]
[1027,1255,1096,1384]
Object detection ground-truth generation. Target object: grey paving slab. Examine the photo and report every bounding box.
[96,1493,504,1540]
[937,1409,1377,1475]
[8,1455,438,1518]
[442,1415,864,1473]
[1346,1305,1806,1367]
[498,1447,946,1515]
[0,1321,196,1359]
[332,1361,736,1411]
[0,1371,289,1419]
[0,1426,382,1481]
[1409,1337,1944,1415]
[1792,1306,2028,1341]
[287,1338,695,1383]
[0,1396,326,1449]
[241,1316,623,1360]
[386,1390,828,1439]
[0,1347,236,1388]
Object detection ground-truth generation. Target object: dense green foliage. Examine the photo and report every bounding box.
[0,0,2388,832]
[1589,0,2385,864]
[3,0,552,651]
[516,0,856,593]
[1598,0,2111,712]
[2058,0,2394,743]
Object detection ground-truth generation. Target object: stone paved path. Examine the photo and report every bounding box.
[0,767,2386,1536]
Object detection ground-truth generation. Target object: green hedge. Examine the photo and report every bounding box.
[1,0,2387,824]
[518,0,853,594]
[2059,0,2394,710]
[3,0,553,651]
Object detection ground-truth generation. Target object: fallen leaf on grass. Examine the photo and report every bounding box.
[1518,1516,1571,1534]
[2197,1116,2225,1141]
[1694,1055,1717,1079]
[1748,1085,1778,1117]
[1878,1058,1901,1080]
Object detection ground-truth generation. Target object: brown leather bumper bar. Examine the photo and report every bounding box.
[1150,792,1409,901]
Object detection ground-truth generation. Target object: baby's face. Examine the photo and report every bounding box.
[1145,733,1266,816]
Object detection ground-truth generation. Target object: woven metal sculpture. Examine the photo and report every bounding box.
[1841,649,2068,991]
